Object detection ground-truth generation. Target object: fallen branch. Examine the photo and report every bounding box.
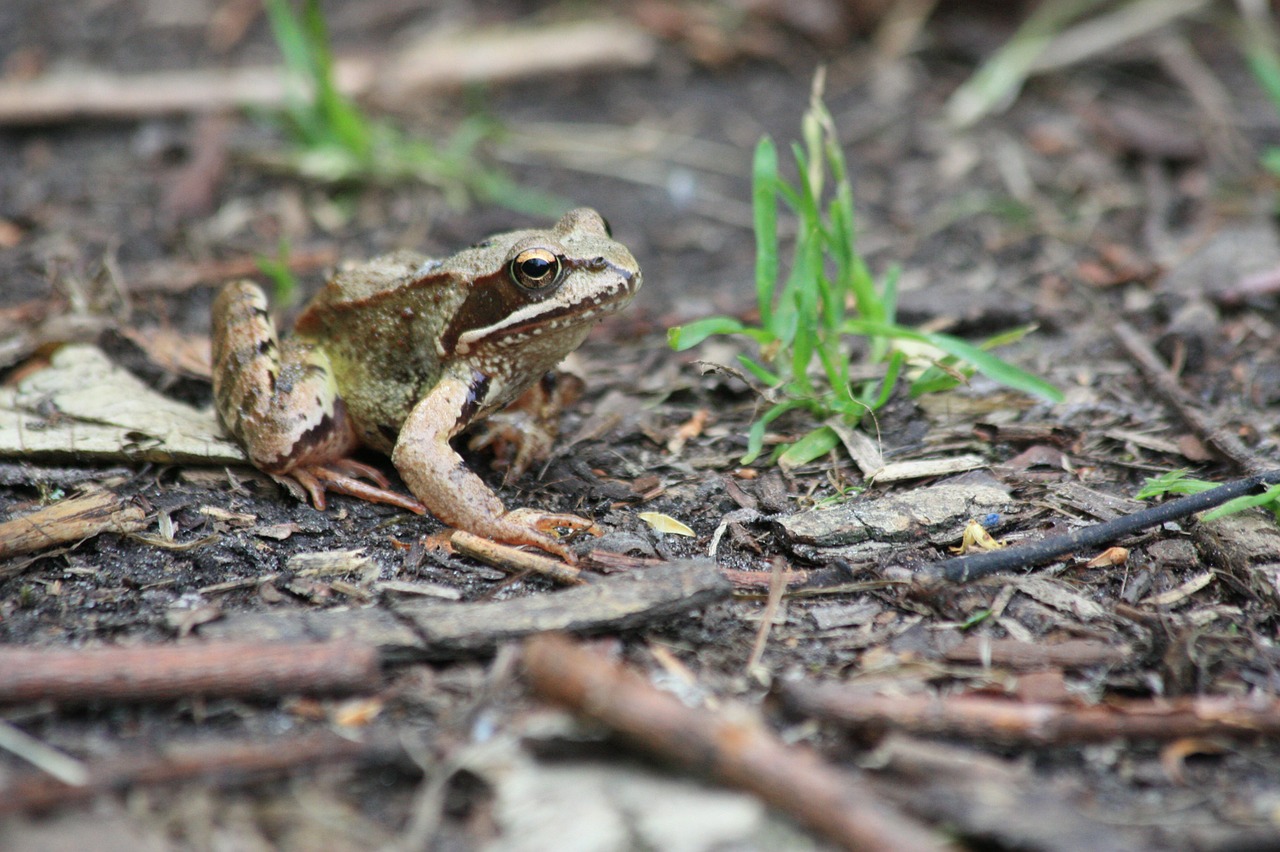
[201,559,732,659]
[0,20,656,125]
[1112,320,1265,473]
[943,636,1129,669]
[0,732,406,816]
[0,641,380,705]
[523,634,944,852]
[779,682,1280,744]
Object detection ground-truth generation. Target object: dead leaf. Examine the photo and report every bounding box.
[1084,547,1129,567]
[638,512,696,537]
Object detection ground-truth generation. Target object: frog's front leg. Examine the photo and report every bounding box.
[392,372,596,562]
[211,281,426,515]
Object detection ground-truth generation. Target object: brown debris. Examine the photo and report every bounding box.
[523,633,945,852]
[1112,320,1266,474]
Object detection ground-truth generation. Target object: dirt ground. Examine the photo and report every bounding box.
[4,1,1280,850]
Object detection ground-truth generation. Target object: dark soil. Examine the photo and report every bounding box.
[4,2,1280,850]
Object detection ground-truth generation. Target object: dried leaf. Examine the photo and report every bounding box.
[638,512,696,537]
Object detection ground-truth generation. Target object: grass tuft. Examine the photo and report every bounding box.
[670,72,1061,467]
[262,0,561,214]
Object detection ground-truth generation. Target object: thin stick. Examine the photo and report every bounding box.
[928,468,1280,582]
[744,556,787,674]
[0,733,404,816]
[0,720,89,786]
[0,642,381,705]
[779,682,1280,744]
[1112,320,1266,473]
[523,634,944,852]
[0,21,655,125]
[450,530,585,586]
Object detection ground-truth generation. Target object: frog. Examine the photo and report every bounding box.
[211,208,641,561]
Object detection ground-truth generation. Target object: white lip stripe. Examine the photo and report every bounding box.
[455,282,630,350]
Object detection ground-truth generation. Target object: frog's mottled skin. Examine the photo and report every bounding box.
[211,208,640,560]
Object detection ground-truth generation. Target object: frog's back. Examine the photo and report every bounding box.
[306,251,437,312]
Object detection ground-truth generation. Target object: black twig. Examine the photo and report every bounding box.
[929,470,1280,583]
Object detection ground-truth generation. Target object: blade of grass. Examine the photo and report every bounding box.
[945,0,1110,127]
[753,137,780,329]
[777,425,840,470]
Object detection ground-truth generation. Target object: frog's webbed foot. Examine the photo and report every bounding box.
[283,462,427,515]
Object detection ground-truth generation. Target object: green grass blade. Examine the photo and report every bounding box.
[1135,470,1214,500]
[923,331,1061,401]
[778,426,840,470]
[668,317,747,350]
[738,354,782,387]
[843,319,1063,402]
[753,138,780,327]
[863,350,906,410]
[1202,484,1280,522]
[741,399,805,464]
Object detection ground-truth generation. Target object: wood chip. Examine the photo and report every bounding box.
[1140,571,1214,607]
[0,490,146,570]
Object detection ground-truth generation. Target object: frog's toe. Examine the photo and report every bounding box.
[306,465,427,514]
[324,458,394,490]
[480,508,599,563]
[523,510,601,538]
[467,415,554,481]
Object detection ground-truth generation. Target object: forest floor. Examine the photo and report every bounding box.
[3,2,1280,849]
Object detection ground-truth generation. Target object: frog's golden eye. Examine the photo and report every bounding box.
[510,248,562,289]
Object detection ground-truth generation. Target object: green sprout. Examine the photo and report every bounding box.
[1136,470,1280,522]
[262,0,559,213]
[256,237,299,308]
[1241,11,1280,179]
[669,75,1061,468]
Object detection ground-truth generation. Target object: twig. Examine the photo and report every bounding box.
[0,641,380,705]
[927,468,1280,582]
[0,490,146,569]
[0,732,406,816]
[0,720,89,786]
[1112,320,1266,473]
[779,682,1280,745]
[523,634,945,852]
[0,21,655,125]
[744,556,787,674]
[450,530,585,586]
[927,321,1280,583]
[943,636,1129,669]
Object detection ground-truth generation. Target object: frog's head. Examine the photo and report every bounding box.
[444,208,641,364]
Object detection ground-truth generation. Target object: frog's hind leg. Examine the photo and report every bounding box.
[211,281,425,514]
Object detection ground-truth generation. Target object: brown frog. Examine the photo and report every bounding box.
[211,208,641,560]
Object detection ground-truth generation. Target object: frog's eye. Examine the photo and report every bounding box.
[510,248,562,289]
